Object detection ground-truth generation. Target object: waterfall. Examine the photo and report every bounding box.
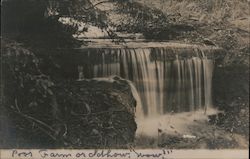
[78,47,214,117]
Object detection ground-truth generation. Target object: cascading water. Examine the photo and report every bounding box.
[78,46,214,118]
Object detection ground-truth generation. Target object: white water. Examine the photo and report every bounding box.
[78,47,214,118]
[136,107,219,137]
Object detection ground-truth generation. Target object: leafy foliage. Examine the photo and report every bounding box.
[2,0,113,47]
[2,40,59,147]
[2,40,54,117]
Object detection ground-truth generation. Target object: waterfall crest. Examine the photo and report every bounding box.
[78,47,214,117]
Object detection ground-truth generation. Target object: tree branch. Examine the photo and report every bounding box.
[85,0,113,10]
[14,110,56,133]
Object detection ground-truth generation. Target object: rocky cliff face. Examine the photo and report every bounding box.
[212,47,249,138]
[212,67,249,136]
[1,39,137,148]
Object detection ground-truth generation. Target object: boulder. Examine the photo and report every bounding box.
[53,76,137,148]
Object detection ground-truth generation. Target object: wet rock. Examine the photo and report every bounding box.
[212,62,249,138]
[52,77,137,148]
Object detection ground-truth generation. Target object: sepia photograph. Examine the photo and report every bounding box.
[1,0,249,158]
